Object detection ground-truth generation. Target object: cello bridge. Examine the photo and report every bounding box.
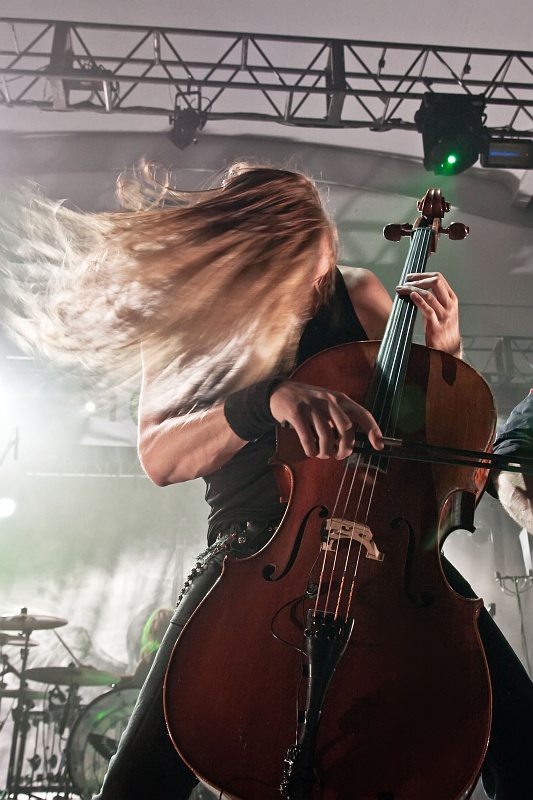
[323,518,384,562]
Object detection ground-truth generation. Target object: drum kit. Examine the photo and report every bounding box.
[0,607,134,800]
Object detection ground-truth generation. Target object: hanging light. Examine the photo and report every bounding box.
[415,93,488,175]
[167,107,207,150]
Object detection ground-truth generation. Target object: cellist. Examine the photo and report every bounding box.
[1,163,531,800]
[98,165,533,800]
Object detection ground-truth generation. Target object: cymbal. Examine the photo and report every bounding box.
[0,688,48,701]
[24,666,119,687]
[0,633,38,647]
[0,614,68,632]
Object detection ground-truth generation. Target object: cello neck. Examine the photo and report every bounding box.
[367,221,434,437]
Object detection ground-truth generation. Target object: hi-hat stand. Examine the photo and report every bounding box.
[495,570,533,677]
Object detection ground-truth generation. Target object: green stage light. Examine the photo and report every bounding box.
[415,93,488,176]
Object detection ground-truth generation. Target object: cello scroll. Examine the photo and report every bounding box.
[384,188,468,253]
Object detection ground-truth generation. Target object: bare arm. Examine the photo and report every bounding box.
[139,268,461,487]
[490,392,533,532]
[139,375,384,486]
[139,399,248,486]
[139,269,390,486]
[340,267,391,340]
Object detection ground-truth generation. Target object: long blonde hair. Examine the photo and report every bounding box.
[0,162,337,412]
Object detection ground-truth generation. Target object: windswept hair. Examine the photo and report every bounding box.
[0,161,337,413]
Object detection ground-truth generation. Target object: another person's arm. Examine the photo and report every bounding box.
[491,391,533,532]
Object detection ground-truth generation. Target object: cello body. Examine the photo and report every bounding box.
[164,341,495,800]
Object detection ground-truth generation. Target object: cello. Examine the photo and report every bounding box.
[164,189,495,800]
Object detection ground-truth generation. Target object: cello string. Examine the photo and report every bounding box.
[315,224,433,621]
[313,446,369,616]
[342,226,432,619]
[313,456,353,614]
[311,289,420,616]
[329,452,375,619]
[371,227,430,439]
[320,227,427,619]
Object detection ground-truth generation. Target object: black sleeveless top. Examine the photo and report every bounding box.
[204,269,368,543]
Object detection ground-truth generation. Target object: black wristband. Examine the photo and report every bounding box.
[223,377,286,441]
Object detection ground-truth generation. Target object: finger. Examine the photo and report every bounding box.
[350,406,384,451]
[404,273,454,306]
[285,403,318,458]
[409,292,445,329]
[325,403,356,459]
[398,288,447,325]
[409,288,442,312]
[405,271,446,285]
[310,409,337,459]
[289,410,319,458]
[332,419,356,460]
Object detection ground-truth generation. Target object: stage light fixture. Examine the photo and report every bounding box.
[480,138,533,169]
[0,498,16,518]
[167,107,207,150]
[415,93,488,176]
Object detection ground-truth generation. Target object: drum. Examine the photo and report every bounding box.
[67,685,216,799]
[66,686,140,799]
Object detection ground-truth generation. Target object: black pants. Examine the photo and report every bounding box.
[93,541,533,800]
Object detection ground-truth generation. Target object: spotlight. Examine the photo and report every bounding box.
[415,93,488,175]
[480,138,533,169]
[0,498,16,518]
[167,107,207,150]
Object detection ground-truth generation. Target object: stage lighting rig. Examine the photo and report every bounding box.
[415,93,488,176]
[481,138,533,169]
[167,107,207,150]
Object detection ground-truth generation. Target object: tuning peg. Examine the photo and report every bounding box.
[441,222,469,240]
[383,223,413,242]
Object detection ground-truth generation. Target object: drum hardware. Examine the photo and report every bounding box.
[24,665,119,687]
[1,653,21,683]
[0,611,68,633]
[87,733,119,761]
[1,608,120,798]
[7,704,74,798]
[57,684,82,738]
[3,609,39,799]
[0,633,38,648]
[0,688,48,702]
[0,607,71,799]
[66,686,140,800]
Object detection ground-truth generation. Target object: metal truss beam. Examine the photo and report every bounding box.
[461,336,533,412]
[462,336,533,385]
[4,332,532,406]
[0,17,532,134]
